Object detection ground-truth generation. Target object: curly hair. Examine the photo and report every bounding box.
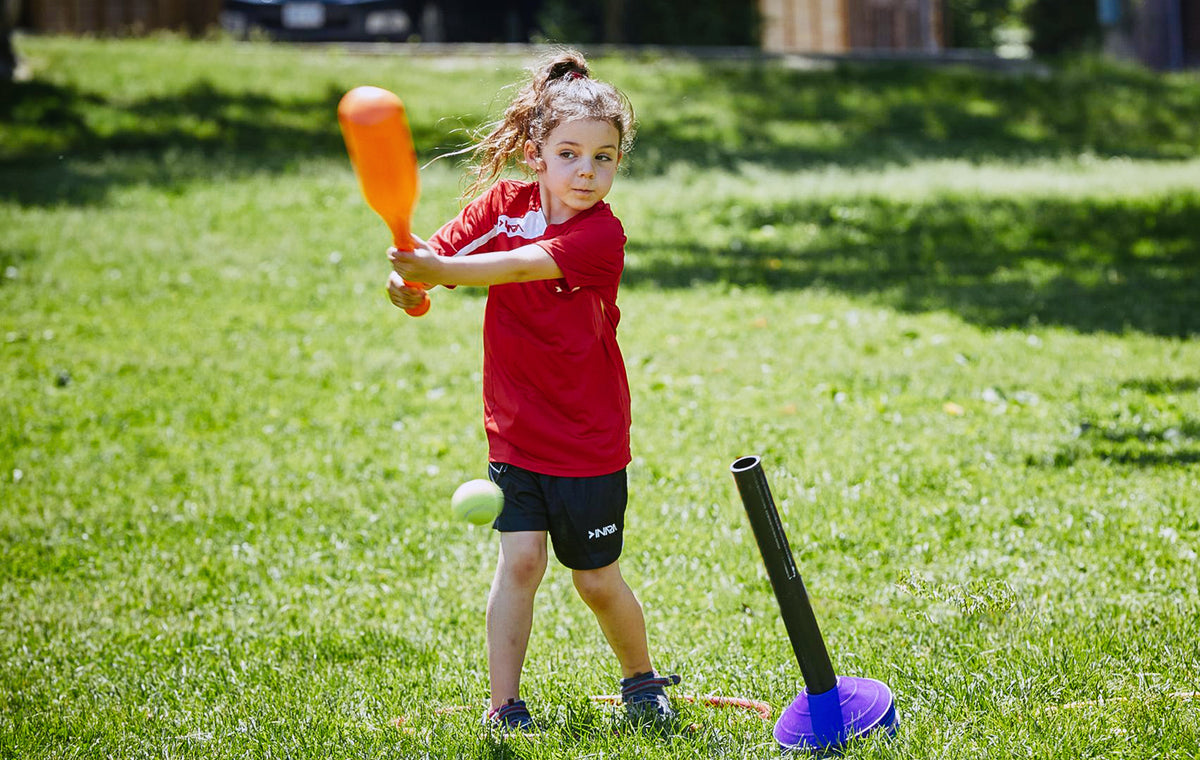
[462,48,636,201]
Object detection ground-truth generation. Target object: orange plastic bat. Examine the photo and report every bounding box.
[337,85,431,317]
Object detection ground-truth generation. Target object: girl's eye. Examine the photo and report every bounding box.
[596,154,613,162]
[559,151,575,159]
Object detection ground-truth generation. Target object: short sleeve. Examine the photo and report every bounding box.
[536,211,626,290]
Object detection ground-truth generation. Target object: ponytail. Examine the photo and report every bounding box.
[462,48,635,201]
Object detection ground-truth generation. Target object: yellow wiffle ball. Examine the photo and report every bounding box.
[451,479,504,526]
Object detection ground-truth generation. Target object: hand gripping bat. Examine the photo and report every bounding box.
[337,85,431,317]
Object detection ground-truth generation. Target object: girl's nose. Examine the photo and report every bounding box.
[578,159,594,177]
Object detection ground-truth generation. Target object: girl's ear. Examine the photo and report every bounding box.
[523,139,544,172]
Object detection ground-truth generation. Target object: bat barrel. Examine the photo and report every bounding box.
[337,85,428,317]
[337,86,420,245]
[730,455,837,695]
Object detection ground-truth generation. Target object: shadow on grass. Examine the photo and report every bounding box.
[1037,378,1200,468]
[4,58,1200,203]
[624,193,1200,337]
[0,78,451,206]
[1046,419,1200,467]
[1119,378,1200,394]
[626,59,1200,174]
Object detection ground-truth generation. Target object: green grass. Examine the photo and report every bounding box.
[3,35,1200,759]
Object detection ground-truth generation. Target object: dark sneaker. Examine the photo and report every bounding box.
[620,671,680,722]
[483,698,537,733]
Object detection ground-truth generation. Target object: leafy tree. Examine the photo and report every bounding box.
[943,0,1019,49]
[621,0,759,45]
[1024,0,1102,56]
[537,0,758,45]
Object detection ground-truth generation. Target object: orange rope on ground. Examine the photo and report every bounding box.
[433,705,473,715]
[392,693,774,732]
[589,693,773,721]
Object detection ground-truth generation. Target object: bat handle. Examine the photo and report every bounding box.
[391,237,431,317]
[402,280,431,317]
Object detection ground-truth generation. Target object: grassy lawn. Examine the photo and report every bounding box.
[2,35,1199,759]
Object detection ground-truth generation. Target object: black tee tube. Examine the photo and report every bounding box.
[731,455,838,695]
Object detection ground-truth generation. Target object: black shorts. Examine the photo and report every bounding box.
[487,462,627,571]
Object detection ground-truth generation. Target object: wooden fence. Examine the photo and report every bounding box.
[845,0,941,51]
[760,0,943,53]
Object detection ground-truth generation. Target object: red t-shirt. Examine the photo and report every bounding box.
[426,180,631,477]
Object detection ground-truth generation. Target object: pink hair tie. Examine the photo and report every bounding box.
[563,70,587,81]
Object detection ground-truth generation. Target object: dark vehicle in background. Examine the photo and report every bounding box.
[220,0,422,41]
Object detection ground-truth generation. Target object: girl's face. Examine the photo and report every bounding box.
[525,119,621,224]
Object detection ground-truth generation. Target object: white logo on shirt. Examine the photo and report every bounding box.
[455,210,547,257]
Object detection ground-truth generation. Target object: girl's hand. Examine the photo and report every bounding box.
[386,271,427,312]
[389,236,443,285]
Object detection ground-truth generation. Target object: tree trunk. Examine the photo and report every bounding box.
[0,29,15,82]
[603,0,625,44]
[1,0,17,81]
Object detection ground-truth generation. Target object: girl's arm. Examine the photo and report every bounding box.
[389,239,563,287]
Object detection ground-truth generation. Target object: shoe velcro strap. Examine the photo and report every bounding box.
[492,699,531,721]
[621,672,681,696]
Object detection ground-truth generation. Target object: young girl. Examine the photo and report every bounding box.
[386,49,677,731]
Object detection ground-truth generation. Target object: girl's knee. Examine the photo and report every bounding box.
[573,566,624,608]
[500,547,547,588]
